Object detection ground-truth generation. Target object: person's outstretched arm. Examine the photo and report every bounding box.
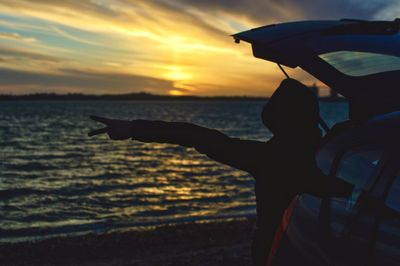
[88,116,264,172]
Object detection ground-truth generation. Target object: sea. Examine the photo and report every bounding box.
[0,100,348,242]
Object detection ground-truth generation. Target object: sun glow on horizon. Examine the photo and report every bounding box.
[164,66,192,81]
[168,90,185,96]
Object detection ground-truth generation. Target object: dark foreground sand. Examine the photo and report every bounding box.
[0,218,255,266]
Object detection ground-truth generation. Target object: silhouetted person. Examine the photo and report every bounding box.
[88,78,353,266]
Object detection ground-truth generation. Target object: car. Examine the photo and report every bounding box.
[233,19,400,266]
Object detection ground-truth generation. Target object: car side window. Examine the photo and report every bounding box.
[329,147,382,235]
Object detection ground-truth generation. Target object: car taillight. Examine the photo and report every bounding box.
[266,196,299,266]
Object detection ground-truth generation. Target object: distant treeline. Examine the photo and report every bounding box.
[0,92,344,102]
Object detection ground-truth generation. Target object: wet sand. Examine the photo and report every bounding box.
[0,217,255,266]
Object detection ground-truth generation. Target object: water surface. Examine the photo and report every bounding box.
[0,101,348,242]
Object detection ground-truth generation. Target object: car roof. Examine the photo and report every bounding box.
[233,19,400,120]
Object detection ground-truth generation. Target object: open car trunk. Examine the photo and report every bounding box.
[233,19,400,121]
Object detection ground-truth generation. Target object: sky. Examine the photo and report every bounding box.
[0,0,398,96]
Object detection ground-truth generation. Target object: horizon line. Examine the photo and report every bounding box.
[0,91,344,102]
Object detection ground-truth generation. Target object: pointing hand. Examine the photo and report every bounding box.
[88,115,132,140]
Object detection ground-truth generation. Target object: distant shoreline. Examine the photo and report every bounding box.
[0,92,345,102]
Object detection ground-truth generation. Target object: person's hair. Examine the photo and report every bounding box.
[262,78,321,140]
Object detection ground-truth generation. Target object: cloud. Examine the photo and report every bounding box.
[373,0,400,20]
[0,32,37,42]
[0,67,174,94]
[1,0,397,39]
[50,26,102,46]
[155,0,397,24]
[0,46,61,63]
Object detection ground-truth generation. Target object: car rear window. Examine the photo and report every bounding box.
[319,51,400,77]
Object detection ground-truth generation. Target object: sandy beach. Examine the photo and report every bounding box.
[0,217,255,266]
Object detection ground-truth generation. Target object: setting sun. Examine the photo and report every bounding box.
[168,89,185,96]
[165,66,192,81]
